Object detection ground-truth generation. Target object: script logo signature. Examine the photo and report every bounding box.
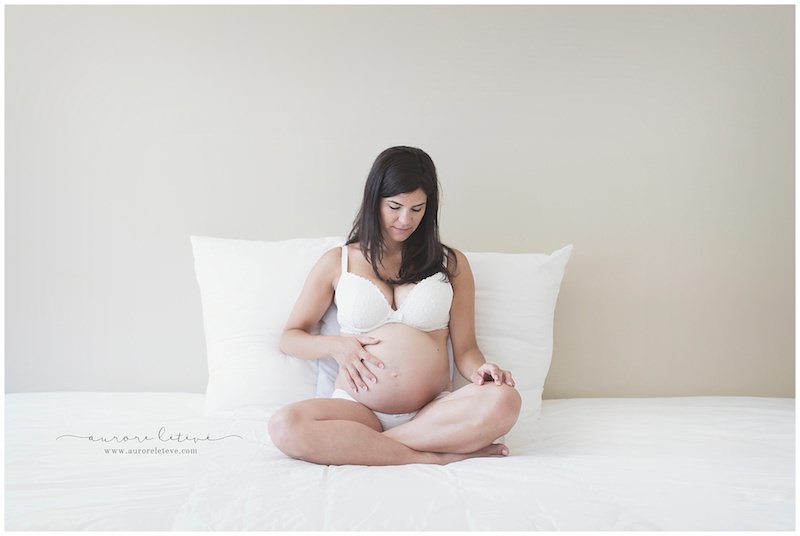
[56,426,242,443]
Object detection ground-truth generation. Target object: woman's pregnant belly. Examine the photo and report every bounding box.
[335,323,451,414]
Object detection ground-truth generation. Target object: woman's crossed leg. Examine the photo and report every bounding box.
[268,383,520,466]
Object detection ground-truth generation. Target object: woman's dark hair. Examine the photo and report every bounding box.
[346,146,455,284]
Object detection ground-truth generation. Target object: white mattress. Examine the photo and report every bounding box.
[5,392,794,530]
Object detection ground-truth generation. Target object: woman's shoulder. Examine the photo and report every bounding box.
[442,246,471,279]
[311,246,345,274]
[443,245,468,264]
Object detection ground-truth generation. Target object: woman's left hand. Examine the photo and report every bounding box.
[470,362,515,387]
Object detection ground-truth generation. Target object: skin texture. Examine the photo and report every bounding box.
[269,188,521,466]
[333,323,451,415]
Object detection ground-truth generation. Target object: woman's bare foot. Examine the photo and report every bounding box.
[428,443,509,465]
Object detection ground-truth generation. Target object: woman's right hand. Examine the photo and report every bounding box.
[332,336,384,392]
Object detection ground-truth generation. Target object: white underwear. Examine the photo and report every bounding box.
[331,388,449,431]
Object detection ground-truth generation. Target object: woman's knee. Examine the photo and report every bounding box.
[479,384,522,429]
[268,405,310,458]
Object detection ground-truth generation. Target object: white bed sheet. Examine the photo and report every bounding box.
[5,392,794,531]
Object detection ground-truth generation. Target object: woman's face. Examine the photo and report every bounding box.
[379,188,427,245]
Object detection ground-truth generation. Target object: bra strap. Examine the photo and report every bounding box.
[341,245,349,273]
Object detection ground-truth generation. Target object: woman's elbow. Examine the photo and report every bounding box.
[278,328,295,354]
[279,326,313,356]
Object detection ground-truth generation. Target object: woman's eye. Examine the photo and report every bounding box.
[387,204,422,212]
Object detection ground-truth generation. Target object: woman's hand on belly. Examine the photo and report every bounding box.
[329,335,385,393]
[334,325,451,414]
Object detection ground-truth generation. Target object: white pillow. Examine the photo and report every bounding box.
[191,235,345,419]
[459,245,572,448]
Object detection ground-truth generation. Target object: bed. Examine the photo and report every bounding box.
[5,236,795,531]
[5,393,793,530]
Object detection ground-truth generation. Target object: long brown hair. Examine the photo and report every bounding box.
[346,146,455,284]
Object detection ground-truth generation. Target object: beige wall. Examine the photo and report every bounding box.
[6,5,794,397]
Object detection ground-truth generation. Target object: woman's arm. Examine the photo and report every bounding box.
[280,247,384,391]
[279,248,342,359]
[448,249,515,387]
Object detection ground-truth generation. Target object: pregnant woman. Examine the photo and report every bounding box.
[268,146,521,465]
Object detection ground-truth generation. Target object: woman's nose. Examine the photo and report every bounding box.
[398,210,411,225]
